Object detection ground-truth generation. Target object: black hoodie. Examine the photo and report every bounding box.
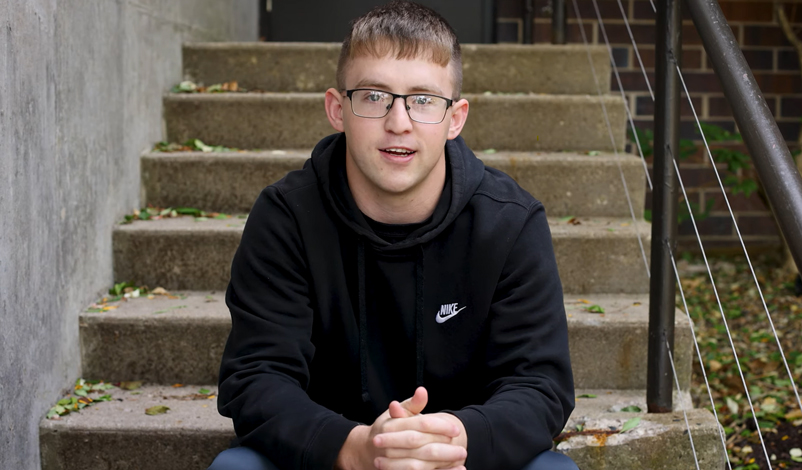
[218,133,574,470]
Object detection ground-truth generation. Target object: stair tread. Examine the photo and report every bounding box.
[40,384,231,432]
[83,291,688,327]
[163,91,625,102]
[40,386,694,433]
[114,215,647,234]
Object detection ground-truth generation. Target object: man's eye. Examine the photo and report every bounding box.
[411,96,433,105]
[366,92,386,102]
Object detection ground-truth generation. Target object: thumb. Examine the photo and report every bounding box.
[388,387,428,419]
[400,387,428,416]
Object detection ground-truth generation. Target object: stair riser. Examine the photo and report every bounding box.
[560,410,727,470]
[112,229,241,291]
[555,235,650,294]
[182,43,612,95]
[163,94,627,152]
[568,321,692,390]
[80,317,228,385]
[112,227,649,294]
[40,428,230,470]
[142,153,646,217]
[79,313,691,389]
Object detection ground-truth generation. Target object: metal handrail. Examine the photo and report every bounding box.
[647,0,802,410]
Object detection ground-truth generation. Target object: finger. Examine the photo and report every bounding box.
[374,456,458,470]
[383,415,460,437]
[382,442,467,462]
[373,430,451,449]
[399,386,428,415]
[388,400,410,419]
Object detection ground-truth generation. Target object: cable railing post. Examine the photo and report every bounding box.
[523,0,534,44]
[685,0,802,272]
[551,0,566,44]
[647,0,681,413]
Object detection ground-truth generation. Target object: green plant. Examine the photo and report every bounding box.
[630,123,764,223]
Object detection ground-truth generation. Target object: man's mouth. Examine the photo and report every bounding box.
[380,147,416,157]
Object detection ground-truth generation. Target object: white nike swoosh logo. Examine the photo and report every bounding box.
[435,306,466,324]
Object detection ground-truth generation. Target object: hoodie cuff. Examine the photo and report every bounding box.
[448,407,491,469]
[303,414,359,470]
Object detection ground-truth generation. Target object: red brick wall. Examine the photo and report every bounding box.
[495,0,802,252]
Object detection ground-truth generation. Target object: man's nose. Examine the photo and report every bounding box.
[384,97,413,132]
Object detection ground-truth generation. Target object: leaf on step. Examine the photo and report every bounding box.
[153,305,187,315]
[586,305,605,314]
[118,381,143,391]
[145,405,170,416]
[620,417,641,433]
[577,394,597,398]
[620,405,642,412]
[726,397,739,416]
[198,388,211,395]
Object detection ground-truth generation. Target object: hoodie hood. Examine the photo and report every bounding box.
[310,132,486,250]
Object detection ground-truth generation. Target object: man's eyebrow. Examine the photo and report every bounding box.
[352,79,445,96]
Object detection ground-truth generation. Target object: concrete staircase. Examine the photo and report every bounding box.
[39,43,725,469]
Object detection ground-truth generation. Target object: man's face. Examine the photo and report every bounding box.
[325,54,469,198]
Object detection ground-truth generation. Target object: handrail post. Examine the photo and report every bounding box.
[647,0,681,413]
[551,0,566,44]
[685,0,802,272]
[523,0,534,44]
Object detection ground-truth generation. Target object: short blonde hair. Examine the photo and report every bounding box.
[336,1,463,99]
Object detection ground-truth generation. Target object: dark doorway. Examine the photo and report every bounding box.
[260,1,495,44]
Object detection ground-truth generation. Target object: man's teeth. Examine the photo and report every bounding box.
[383,148,414,155]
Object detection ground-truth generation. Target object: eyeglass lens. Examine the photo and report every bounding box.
[350,90,448,123]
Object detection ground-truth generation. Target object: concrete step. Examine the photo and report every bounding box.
[163,92,627,152]
[560,390,727,469]
[40,387,720,470]
[181,42,612,95]
[112,216,650,294]
[40,384,230,470]
[79,292,688,390]
[142,150,647,218]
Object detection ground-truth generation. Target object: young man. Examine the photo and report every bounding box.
[209,2,577,469]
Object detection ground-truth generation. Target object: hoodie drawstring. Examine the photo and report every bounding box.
[357,240,426,403]
[358,238,370,402]
[415,246,425,388]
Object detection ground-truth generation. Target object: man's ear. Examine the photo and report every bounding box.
[447,98,469,140]
[325,88,345,132]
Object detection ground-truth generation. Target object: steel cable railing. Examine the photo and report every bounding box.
[569,0,651,278]
[570,0,725,465]
[567,0,802,467]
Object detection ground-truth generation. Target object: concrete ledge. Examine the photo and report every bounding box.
[80,293,691,389]
[112,217,246,291]
[551,217,651,294]
[163,92,627,152]
[182,42,611,95]
[113,216,650,293]
[39,386,722,470]
[40,385,232,470]
[141,150,647,217]
[560,395,727,470]
[80,291,229,384]
[565,295,692,390]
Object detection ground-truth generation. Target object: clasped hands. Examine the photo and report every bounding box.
[336,387,468,470]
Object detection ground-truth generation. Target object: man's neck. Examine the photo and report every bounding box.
[346,156,446,225]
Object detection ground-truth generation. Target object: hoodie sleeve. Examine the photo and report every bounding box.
[217,186,358,470]
[450,201,575,470]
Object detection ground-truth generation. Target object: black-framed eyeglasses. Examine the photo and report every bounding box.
[345,88,454,124]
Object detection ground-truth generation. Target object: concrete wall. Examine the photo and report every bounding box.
[0,1,257,468]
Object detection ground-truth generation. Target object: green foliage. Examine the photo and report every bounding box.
[630,123,764,223]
